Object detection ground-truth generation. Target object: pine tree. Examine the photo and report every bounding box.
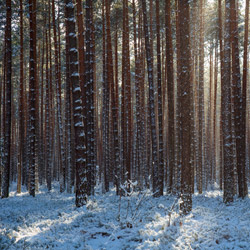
[165,0,175,193]
[222,0,234,203]
[141,0,160,197]
[85,0,95,196]
[241,0,249,197]
[122,0,132,189]
[1,0,12,199]
[101,0,110,192]
[65,0,87,206]
[230,0,247,198]
[218,0,224,190]
[52,0,65,193]
[17,0,24,194]
[154,0,164,195]
[105,0,120,195]
[28,0,37,197]
[178,0,192,215]
[45,22,52,191]
[197,0,204,194]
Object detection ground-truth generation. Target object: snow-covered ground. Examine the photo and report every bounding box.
[1,183,250,250]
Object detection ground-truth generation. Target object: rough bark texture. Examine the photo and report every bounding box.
[178,0,192,215]
[156,0,164,196]
[197,0,204,194]
[141,0,160,197]
[218,0,224,191]
[28,0,37,197]
[165,0,175,193]
[1,0,12,199]
[52,0,65,193]
[241,0,249,197]
[85,0,95,196]
[230,0,246,198]
[222,0,234,204]
[17,0,24,194]
[65,0,87,207]
[105,0,120,195]
[122,0,132,188]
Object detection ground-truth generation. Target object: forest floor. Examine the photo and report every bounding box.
[0,183,250,250]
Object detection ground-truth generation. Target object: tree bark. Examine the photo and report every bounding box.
[65,0,87,206]
[242,0,249,197]
[222,0,234,203]
[17,0,24,194]
[28,0,37,197]
[156,0,164,195]
[230,0,247,198]
[197,0,205,194]
[122,0,132,189]
[85,0,95,196]
[141,0,160,197]
[165,0,175,193]
[178,0,192,214]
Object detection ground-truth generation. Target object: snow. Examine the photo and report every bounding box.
[73,86,81,92]
[1,183,250,250]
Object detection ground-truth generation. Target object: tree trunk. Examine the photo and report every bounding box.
[230,0,246,198]
[178,0,192,215]
[105,0,120,195]
[28,0,37,197]
[85,0,96,196]
[141,0,160,197]
[52,0,65,193]
[165,0,175,193]
[1,0,12,199]
[242,0,249,197]
[222,0,234,203]
[45,24,52,191]
[17,0,24,194]
[218,0,224,191]
[65,0,87,206]
[122,0,132,189]
[156,0,164,195]
[197,0,205,194]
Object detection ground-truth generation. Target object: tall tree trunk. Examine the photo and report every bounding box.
[133,0,140,186]
[0,54,4,196]
[165,0,175,193]
[230,0,247,198]
[114,16,120,192]
[65,0,87,207]
[1,0,12,199]
[213,43,218,186]
[222,0,234,203]
[45,24,52,191]
[175,0,181,194]
[28,0,37,197]
[218,0,224,191]
[122,0,132,189]
[141,0,160,197]
[52,0,65,192]
[18,0,24,194]
[101,0,109,192]
[85,0,95,196]
[40,33,45,186]
[65,18,74,193]
[105,0,120,195]
[242,0,249,197]
[178,0,192,215]
[197,0,204,194]
[156,0,164,195]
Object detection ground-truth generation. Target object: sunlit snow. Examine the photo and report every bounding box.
[0,183,250,250]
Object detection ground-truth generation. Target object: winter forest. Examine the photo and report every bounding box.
[0,0,250,249]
